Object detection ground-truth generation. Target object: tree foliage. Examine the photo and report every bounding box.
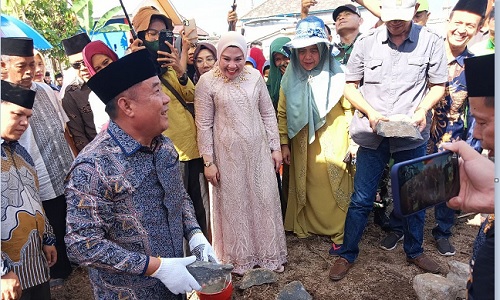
[3,0,127,71]
[3,0,80,68]
[71,0,128,36]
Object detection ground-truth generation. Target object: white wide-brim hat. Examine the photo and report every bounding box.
[284,16,331,55]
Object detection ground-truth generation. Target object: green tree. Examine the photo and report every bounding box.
[24,0,81,66]
[3,0,80,71]
[71,0,131,37]
[4,0,128,72]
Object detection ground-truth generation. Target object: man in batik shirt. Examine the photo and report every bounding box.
[1,80,57,300]
[64,49,216,300]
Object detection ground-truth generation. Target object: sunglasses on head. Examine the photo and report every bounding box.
[71,60,85,70]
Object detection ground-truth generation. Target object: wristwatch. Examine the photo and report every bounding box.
[204,161,214,167]
[178,72,188,85]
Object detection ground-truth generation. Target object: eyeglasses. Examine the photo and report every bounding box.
[195,57,215,65]
[71,60,85,70]
[145,29,167,39]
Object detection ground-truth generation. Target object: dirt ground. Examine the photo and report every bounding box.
[51,209,479,300]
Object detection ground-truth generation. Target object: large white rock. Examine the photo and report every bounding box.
[413,273,459,300]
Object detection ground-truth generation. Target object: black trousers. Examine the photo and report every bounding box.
[42,195,72,279]
[182,158,209,238]
[20,281,50,300]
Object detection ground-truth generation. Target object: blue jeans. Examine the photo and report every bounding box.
[339,139,426,263]
[388,184,455,240]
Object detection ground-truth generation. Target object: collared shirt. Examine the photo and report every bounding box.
[160,68,200,161]
[428,48,481,154]
[1,140,55,290]
[346,23,447,153]
[334,32,362,65]
[18,82,74,201]
[62,77,97,151]
[65,121,201,300]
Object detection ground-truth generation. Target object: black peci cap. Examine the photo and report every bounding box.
[87,49,158,104]
[1,37,34,57]
[1,80,36,109]
[452,0,488,17]
[464,54,494,97]
[62,32,91,56]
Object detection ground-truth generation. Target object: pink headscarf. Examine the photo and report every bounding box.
[82,41,119,76]
[248,47,266,75]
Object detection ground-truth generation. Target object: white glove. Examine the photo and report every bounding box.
[150,256,201,294]
[188,233,220,263]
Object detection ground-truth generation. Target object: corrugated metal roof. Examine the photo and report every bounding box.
[241,0,352,20]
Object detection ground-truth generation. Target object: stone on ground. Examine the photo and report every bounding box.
[446,260,469,299]
[413,273,459,300]
[238,268,278,290]
[276,281,312,300]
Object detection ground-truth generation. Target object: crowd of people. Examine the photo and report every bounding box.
[0,0,495,299]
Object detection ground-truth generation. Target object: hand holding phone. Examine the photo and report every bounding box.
[183,19,198,44]
[159,30,174,57]
[442,141,495,214]
[391,151,460,217]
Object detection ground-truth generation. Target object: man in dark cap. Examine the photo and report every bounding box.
[65,49,216,299]
[54,73,64,90]
[462,54,494,300]
[444,54,495,300]
[382,0,488,258]
[1,37,75,287]
[1,80,57,300]
[130,6,210,240]
[61,32,97,152]
[43,71,60,91]
[331,4,363,64]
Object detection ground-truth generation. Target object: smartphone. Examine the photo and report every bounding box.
[391,151,460,217]
[159,30,174,55]
[183,19,198,44]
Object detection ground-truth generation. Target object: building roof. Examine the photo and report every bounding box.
[241,0,350,20]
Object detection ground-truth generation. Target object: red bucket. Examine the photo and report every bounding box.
[196,274,233,300]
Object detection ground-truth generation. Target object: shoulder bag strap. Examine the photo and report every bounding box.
[158,75,195,118]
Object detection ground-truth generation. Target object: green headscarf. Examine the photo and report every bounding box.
[281,43,345,144]
[267,37,291,108]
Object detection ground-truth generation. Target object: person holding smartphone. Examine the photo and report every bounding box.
[444,54,495,300]
[130,6,210,240]
[382,0,488,258]
[177,25,198,84]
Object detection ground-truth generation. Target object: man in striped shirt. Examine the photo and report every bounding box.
[1,78,57,300]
